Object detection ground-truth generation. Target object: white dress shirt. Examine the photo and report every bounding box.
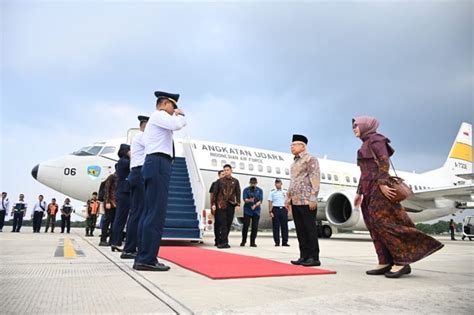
[33,200,47,212]
[143,110,187,156]
[130,132,146,168]
[1,198,10,214]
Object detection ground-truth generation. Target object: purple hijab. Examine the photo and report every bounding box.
[353,116,380,142]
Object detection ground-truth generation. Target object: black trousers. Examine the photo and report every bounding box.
[12,212,23,232]
[450,227,456,240]
[111,192,130,247]
[213,215,220,245]
[0,210,5,230]
[241,214,260,245]
[215,205,235,246]
[61,215,71,233]
[292,205,319,260]
[86,214,97,235]
[271,207,289,245]
[33,211,44,232]
[100,208,116,243]
[124,167,144,253]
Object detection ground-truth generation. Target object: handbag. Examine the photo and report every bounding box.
[368,143,414,203]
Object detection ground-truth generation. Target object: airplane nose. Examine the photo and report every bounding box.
[31,164,39,180]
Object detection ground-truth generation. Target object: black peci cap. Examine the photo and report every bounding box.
[138,115,149,123]
[292,134,308,144]
[154,91,180,109]
[275,178,282,183]
[250,177,257,182]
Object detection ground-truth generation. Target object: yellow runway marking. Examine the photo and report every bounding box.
[63,238,76,258]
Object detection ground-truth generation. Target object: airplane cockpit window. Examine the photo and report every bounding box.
[72,146,103,156]
[212,159,218,167]
[276,167,281,174]
[258,165,263,172]
[100,146,116,155]
[249,164,254,171]
[267,166,272,173]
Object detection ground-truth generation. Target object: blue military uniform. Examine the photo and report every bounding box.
[111,144,131,250]
[122,116,149,257]
[134,91,186,271]
[268,185,289,246]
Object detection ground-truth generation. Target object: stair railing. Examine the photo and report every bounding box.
[181,134,206,235]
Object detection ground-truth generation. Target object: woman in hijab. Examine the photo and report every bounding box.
[111,144,131,252]
[352,116,443,278]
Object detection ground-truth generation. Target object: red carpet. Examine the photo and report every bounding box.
[158,246,336,280]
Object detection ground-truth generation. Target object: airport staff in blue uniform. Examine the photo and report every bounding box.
[121,115,149,259]
[111,144,131,252]
[268,178,290,247]
[240,177,263,247]
[134,91,187,271]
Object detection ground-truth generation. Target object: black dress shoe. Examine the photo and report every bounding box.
[250,244,257,247]
[291,258,306,265]
[366,265,393,275]
[275,244,280,247]
[385,265,411,278]
[111,245,123,252]
[301,258,321,267]
[217,244,231,249]
[120,252,137,259]
[282,244,290,247]
[133,263,170,272]
[98,241,109,247]
[240,243,245,247]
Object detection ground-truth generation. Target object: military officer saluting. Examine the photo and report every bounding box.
[121,115,149,259]
[133,91,187,271]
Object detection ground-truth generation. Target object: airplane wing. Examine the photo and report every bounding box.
[409,184,474,202]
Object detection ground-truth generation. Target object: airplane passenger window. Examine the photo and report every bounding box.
[249,164,254,171]
[353,177,357,183]
[221,160,227,166]
[285,168,289,175]
[258,165,263,172]
[276,167,281,174]
[334,175,339,181]
[231,161,236,169]
[414,186,418,191]
[212,159,218,167]
[239,162,245,170]
[100,146,116,155]
[409,184,412,189]
[267,166,272,173]
[321,173,326,180]
[345,176,350,183]
[327,174,332,180]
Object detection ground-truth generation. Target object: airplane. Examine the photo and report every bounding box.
[31,122,474,240]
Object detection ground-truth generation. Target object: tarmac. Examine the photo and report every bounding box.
[0,229,472,314]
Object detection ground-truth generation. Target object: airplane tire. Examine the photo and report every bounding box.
[322,225,332,239]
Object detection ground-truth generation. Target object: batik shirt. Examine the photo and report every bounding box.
[288,151,320,205]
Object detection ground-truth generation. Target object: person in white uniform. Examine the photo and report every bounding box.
[133,91,186,272]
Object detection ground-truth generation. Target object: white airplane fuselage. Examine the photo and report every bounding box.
[32,123,473,234]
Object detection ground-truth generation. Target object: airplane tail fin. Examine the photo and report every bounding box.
[442,122,472,175]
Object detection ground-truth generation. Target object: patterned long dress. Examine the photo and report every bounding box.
[357,134,444,265]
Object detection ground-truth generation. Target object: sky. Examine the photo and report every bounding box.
[1,0,473,222]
